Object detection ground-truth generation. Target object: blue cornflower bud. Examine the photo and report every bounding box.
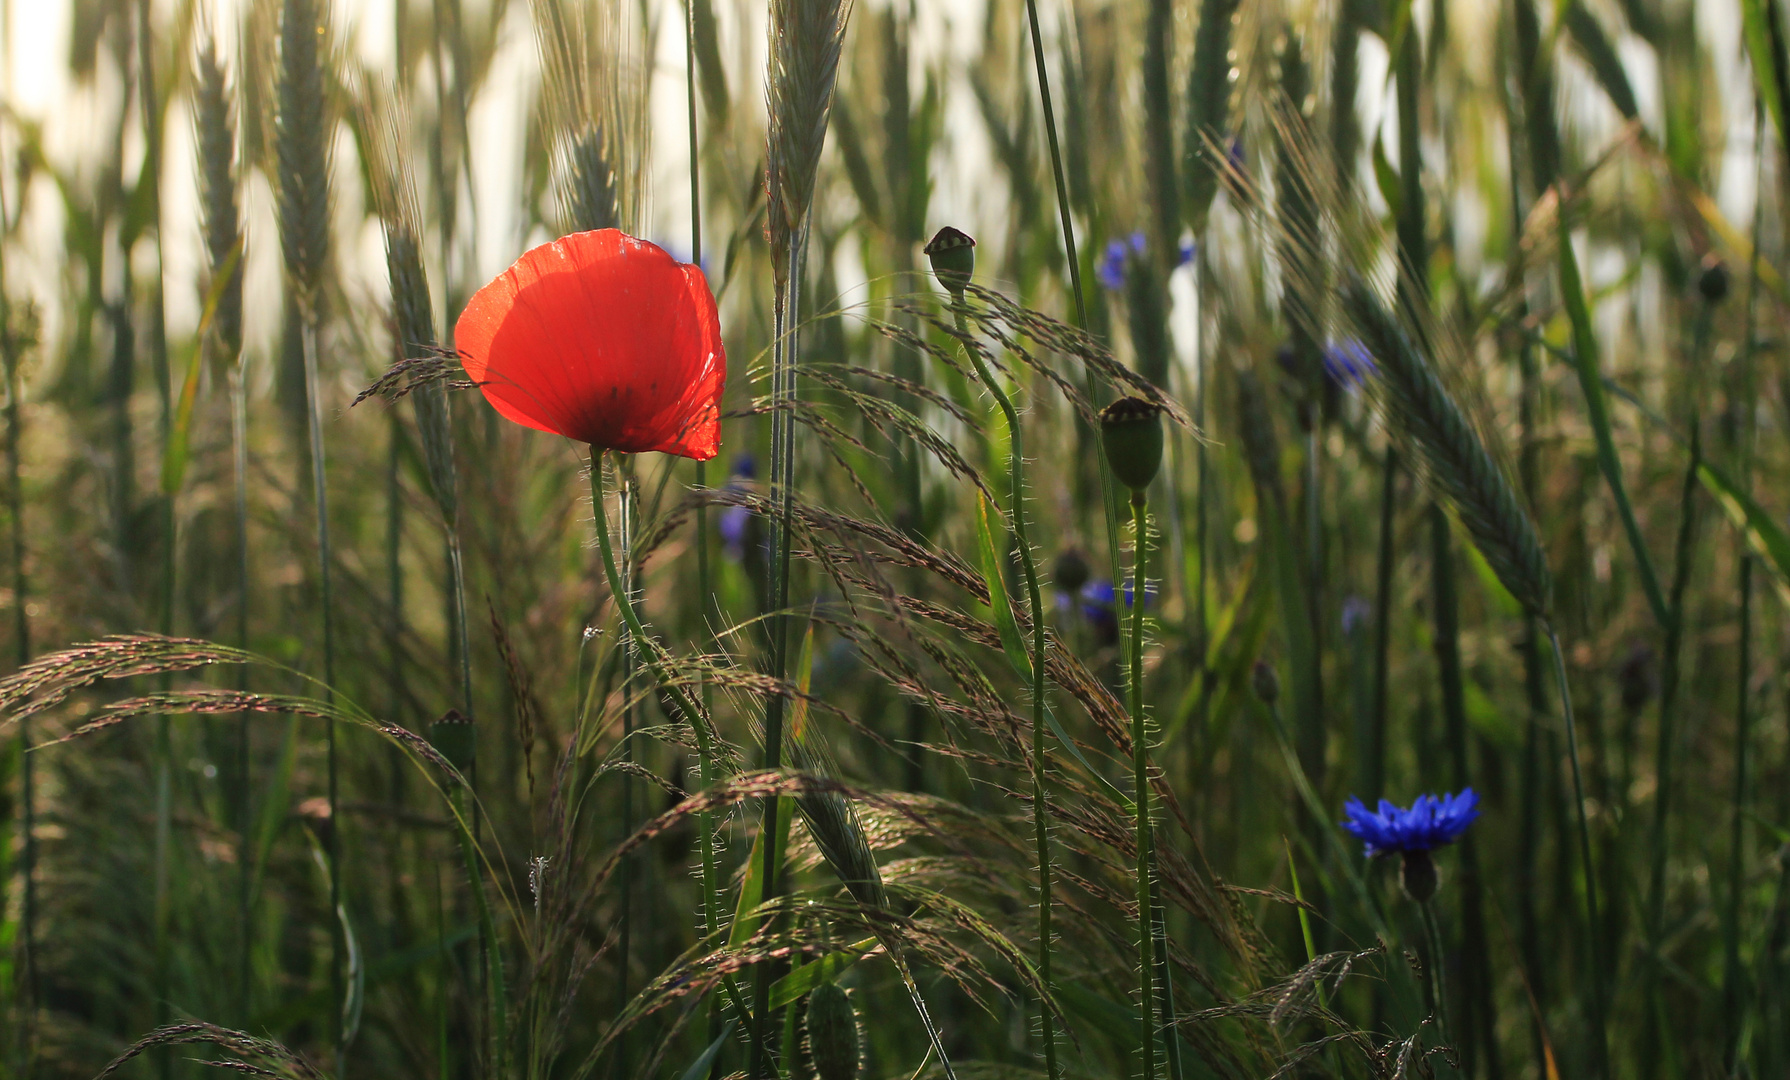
[1321,338,1376,390]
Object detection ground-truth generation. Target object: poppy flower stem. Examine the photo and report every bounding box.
[586,450,728,1008]
[948,299,1058,1079]
[1127,491,1158,1080]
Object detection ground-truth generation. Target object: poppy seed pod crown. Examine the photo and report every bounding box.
[924,226,976,295]
[1099,396,1165,493]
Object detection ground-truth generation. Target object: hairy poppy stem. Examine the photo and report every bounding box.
[587,450,731,1025]
[1128,491,1158,1080]
[948,299,1058,1077]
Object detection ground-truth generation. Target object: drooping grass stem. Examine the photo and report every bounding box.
[949,299,1058,1079]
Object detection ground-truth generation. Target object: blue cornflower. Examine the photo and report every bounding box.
[718,455,757,561]
[1097,233,1147,290]
[1322,338,1377,389]
[1075,578,1157,644]
[1342,789,1480,858]
[1340,596,1371,636]
[1097,233,1197,291]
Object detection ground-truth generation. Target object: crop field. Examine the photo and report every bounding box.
[0,0,1786,1076]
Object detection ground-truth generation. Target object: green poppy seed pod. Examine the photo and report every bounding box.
[1100,396,1165,493]
[1698,255,1730,305]
[429,708,477,778]
[1400,849,1440,904]
[804,982,861,1080]
[923,226,976,296]
[1250,659,1280,705]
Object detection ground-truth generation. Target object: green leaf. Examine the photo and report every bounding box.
[769,938,877,1009]
[974,491,1031,681]
[1372,131,1402,222]
[729,794,794,949]
[1563,2,1638,119]
[1697,460,1790,610]
[1557,232,1670,629]
[677,1019,737,1080]
[161,240,243,495]
[1741,0,1790,160]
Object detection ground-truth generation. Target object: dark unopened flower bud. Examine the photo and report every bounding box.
[1251,659,1280,704]
[1099,396,1165,492]
[1400,849,1439,903]
[1053,548,1091,595]
[1616,642,1658,713]
[429,708,477,777]
[804,982,862,1080]
[1698,255,1730,304]
[923,226,976,296]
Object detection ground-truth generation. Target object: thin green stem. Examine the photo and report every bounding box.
[2,261,34,1076]
[1545,625,1609,1077]
[231,366,251,1019]
[1021,0,1086,330]
[613,472,636,1080]
[1129,492,1157,1080]
[750,237,803,1079]
[584,457,713,804]
[138,0,175,1069]
[299,312,343,1071]
[587,452,731,1053]
[1725,120,1765,1065]
[1419,898,1451,1046]
[951,300,1058,1078]
[683,0,725,1060]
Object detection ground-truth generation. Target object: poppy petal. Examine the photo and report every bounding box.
[455,229,726,460]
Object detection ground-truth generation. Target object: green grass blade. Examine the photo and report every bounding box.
[1557,232,1670,629]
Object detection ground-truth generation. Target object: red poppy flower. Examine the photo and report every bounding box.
[455,229,725,460]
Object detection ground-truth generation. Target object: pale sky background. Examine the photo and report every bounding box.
[0,0,1764,388]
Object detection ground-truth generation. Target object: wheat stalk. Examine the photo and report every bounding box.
[272,0,345,1066]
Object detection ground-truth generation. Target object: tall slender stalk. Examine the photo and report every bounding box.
[1021,0,1086,329]
[135,0,176,1068]
[1128,491,1157,1080]
[0,184,35,1077]
[1724,116,1765,1065]
[196,31,251,1021]
[274,0,341,1061]
[950,299,1058,1079]
[757,0,849,1066]
[1545,626,1609,1076]
[613,469,637,1080]
[683,4,725,1067]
